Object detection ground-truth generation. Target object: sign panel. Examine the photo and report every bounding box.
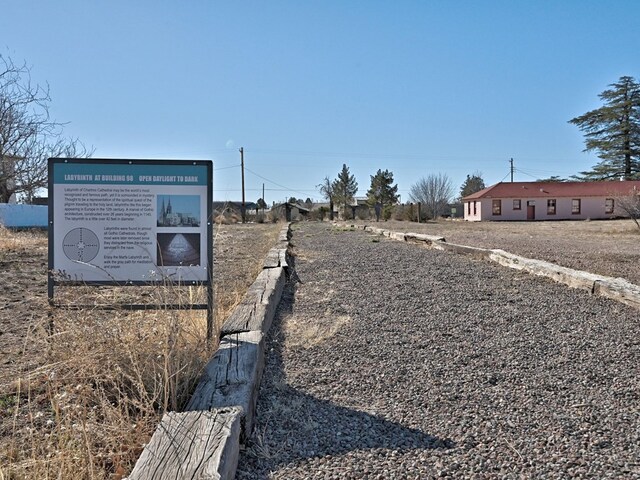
[49,159,213,284]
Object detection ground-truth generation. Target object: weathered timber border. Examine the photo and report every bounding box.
[344,222,640,310]
[128,223,292,480]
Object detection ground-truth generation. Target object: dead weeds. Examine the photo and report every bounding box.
[284,313,351,350]
[0,222,281,479]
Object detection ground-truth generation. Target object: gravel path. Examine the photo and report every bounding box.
[236,223,640,479]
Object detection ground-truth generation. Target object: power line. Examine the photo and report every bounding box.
[245,147,517,163]
[244,166,314,198]
[213,164,240,171]
[215,187,319,192]
[512,166,575,176]
[514,168,540,180]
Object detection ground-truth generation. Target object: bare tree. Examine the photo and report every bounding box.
[409,173,453,220]
[0,54,91,203]
[317,176,335,221]
[616,189,640,231]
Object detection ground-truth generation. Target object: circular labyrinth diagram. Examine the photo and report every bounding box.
[63,228,100,262]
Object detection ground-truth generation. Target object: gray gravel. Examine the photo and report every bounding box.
[236,223,640,479]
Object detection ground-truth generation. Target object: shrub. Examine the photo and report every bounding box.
[404,203,417,222]
[356,207,370,221]
[382,205,394,221]
[267,209,281,223]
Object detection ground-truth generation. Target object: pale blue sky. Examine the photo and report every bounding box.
[4,1,639,202]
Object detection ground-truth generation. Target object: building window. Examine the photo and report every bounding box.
[513,199,521,210]
[547,199,556,215]
[492,199,501,215]
[473,201,477,215]
[572,199,581,214]
[467,202,471,215]
[605,198,614,214]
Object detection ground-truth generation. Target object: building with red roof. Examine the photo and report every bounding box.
[462,181,640,221]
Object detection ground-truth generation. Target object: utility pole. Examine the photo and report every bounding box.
[510,158,514,183]
[240,147,246,223]
[262,183,265,212]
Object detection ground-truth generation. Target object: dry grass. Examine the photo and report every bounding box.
[2,307,208,479]
[0,225,46,258]
[284,313,351,350]
[0,222,282,479]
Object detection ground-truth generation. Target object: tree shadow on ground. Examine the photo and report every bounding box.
[236,277,454,478]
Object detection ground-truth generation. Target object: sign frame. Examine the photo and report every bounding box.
[47,158,214,337]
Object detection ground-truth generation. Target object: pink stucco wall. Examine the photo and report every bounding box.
[464,196,624,221]
[463,200,483,221]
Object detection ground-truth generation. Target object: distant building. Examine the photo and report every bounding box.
[272,202,310,222]
[443,203,464,219]
[463,181,640,221]
[212,201,259,216]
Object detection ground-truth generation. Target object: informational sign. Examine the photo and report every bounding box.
[48,159,213,285]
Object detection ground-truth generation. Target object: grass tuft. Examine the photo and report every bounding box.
[284,313,351,350]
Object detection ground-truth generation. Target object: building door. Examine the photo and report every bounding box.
[527,201,535,220]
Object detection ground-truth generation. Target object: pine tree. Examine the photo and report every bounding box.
[459,172,486,199]
[366,169,399,221]
[569,76,640,180]
[332,164,358,215]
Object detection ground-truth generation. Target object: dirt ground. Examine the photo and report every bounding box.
[1,218,638,476]
[353,218,640,286]
[0,221,281,389]
[3,219,636,387]
[0,222,281,476]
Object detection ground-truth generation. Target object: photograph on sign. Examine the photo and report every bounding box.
[49,159,212,284]
[157,233,201,266]
[157,195,201,227]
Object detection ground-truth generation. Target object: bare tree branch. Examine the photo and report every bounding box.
[317,175,337,221]
[409,173,453,220]
[0,54,92,203]
[615,188,640,231]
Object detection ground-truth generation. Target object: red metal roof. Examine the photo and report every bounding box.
[463,181,640,201]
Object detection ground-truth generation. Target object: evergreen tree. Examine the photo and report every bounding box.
[536,176,566,183]
[459,171,486,199]
[569,76,640,180]
[332,164,358,215]
[366,169,399,221]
